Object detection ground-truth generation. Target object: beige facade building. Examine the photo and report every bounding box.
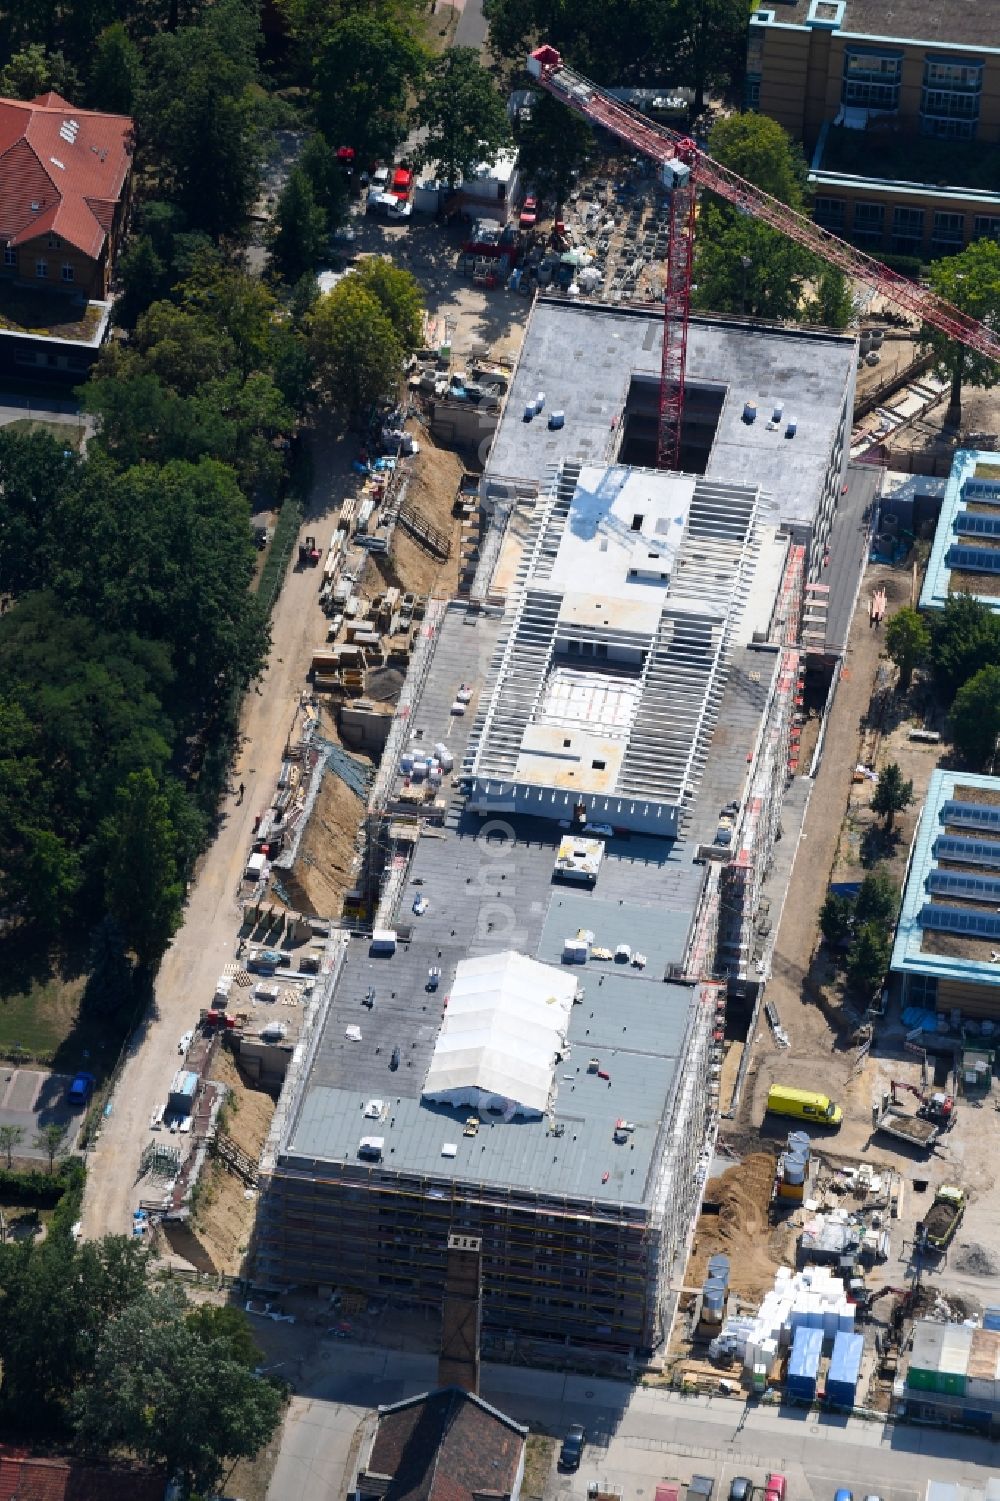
[748,0,1000,259]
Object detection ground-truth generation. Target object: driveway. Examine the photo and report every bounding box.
[262,1341,999,1501]
[80,423,356,1237]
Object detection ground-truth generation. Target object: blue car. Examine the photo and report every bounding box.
[834,1491,854,1501]
[66,1071,96,1108]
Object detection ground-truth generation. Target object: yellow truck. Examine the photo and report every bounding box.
[765,1084,843,1128]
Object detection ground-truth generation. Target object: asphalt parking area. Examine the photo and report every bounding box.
[0,1067,82,1159]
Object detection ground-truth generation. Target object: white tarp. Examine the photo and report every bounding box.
[422,950,576,1118]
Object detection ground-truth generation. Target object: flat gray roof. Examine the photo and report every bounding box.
[283,607,781,1206]
[756,0,1000,49]
[486,301,856,530]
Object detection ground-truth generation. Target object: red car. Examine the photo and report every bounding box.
[764,1475,786,1501]
[519,193,538,228]
[392,167,413,201]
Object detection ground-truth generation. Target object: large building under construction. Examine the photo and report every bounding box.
[255,301,866,1366]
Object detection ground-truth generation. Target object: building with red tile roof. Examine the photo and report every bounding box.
[0,90,133,300]
[0,1446,164,1501]
[356,1389,527,1501]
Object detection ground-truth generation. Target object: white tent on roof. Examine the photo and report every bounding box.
[422,950,576,1119]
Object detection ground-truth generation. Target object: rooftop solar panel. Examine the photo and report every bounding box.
[935,834,1000,870]
[920,903,1000,939]
[928,869,1000,904]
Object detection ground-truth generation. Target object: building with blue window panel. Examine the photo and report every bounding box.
[892,770,1000,1019]
[921,450,1000,615]
[747,0,1000,258]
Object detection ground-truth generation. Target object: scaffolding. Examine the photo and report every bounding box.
[717,543,806,981]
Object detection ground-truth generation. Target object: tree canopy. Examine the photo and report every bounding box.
[314,15,425,167]
[309,277,405,412]
[870,762,914,831]
[416,47,511,189]
[928,591,1000,703]
[920,240,1000,428]
[885,606,930,690]
[693,113,849,328]
[951,665,1000,770]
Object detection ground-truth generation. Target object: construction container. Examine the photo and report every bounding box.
[967,1327,1000,1404]
[826,1331,864,1407]
[168,1069,198,1116]
[787,1325,823,1400]
[908,1321,972,1395]
[984,1306,1000,1333]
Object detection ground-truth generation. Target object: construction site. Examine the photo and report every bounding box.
[110,52,1000,1435]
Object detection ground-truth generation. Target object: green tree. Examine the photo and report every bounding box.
[0,426,78,598]
[309,279,404,412]
[846,922,890,1000]
[353,258,425,353]
[675,0,753,114]
[417,47,511,190]
[88,23,144,113]
[35,1121,68,1173]
[885,605,931,690]
[920,240,1000,428]
[102,769,186,967]
[314,15,424,168]
[0,1124,24,1169]
[952,664,1000,770]
[805,267,853,331]
[186,1302,262,1367]
[515,92,593,210]
[73,1284,284,1495]
[693,113,822,322]
[271,167,328,285]
[854,869,899,927]
[0,42,80,100]
[299,132,348,226]
[929,591,1000,702]
[82,915,135,1019]
[138,0,262,239]
[114,236,168,332]
[819,890,852,949]
[870,762,914,831]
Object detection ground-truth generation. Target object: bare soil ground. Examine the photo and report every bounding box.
[283,767,365,920]
[365,429,466,600]
[176,1050,276,1276]
[687,1153,788,1303]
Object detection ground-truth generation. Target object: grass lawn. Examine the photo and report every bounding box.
[0,972,87,1060]
[2,416,84,450]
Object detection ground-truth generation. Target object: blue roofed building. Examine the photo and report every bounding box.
[891,769,1000,1019]
[920,450,1000,615]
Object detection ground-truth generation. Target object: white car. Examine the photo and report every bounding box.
[178,1029,194,1055]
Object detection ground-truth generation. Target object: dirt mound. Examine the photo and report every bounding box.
[687,1152,781,1302]
[954,1243,1000,1277]
[285,767,364,919]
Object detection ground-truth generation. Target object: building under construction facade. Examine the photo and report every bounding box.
[255,305,865,1367]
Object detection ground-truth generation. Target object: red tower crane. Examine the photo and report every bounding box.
[526,45,1000,470]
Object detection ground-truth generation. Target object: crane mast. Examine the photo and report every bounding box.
[527,45,1000,469]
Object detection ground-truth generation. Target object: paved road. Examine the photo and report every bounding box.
[265,1344,998,1501]
[80,425,353,1238]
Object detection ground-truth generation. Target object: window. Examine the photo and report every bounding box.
[924,58,982,91]
[745,78,761,111]
[973,216,1000,242]
[842,49,901,109]
[851,200,884,246]
[3,246,14,267]
[47,233,60,249]
[35,258,47,278]
[814,196,845,229]
[891,205,924,254]
[61,262,74,282]
[921,114,976,140]
[930,212,965,257]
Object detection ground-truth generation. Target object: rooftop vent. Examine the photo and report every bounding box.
[49,156,65,170]
[59,119,79,144]
[363,1098,385,1119]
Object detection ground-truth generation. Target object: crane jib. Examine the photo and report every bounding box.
[529,46,1000,368]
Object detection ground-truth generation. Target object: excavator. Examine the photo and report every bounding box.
[890,1079,956,1128]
